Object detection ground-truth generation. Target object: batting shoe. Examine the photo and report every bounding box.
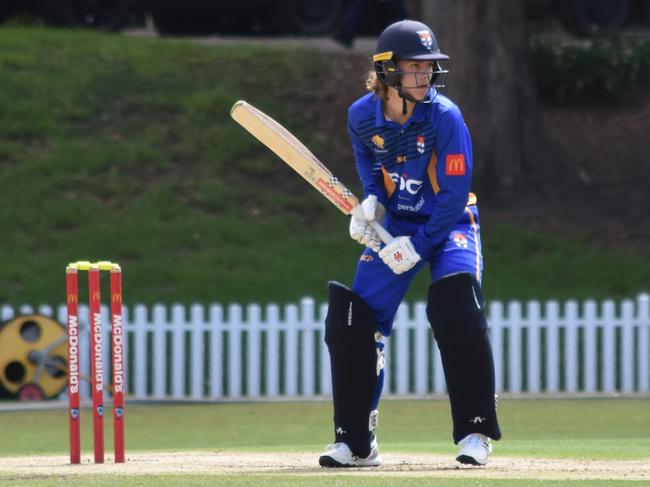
[456,433,492,466]
[319,438,381,467]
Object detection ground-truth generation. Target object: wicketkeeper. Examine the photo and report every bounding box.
[320,19,502,468]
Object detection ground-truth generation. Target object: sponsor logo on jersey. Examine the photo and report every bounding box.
[397,196,425,212]
[416,135,425,154]
[417,30,433,50]
[372,134,385,149]
[445,154,466,176]
[450,232,468,249]
[371,134,387,153]
[360,254,374,262]
[396,155,407,163]
[388,172,423,195]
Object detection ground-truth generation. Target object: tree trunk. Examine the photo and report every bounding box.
[420,0,549,199]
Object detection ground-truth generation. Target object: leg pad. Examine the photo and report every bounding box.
[426,273,502,443]
[325,281,382,457]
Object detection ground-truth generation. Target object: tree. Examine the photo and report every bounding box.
[419,1,550,198]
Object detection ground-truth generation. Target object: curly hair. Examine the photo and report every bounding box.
[365,70,389,102]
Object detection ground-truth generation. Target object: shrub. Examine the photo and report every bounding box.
[532,39,650,103]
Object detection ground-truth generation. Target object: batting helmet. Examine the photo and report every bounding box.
[373,20,449,91]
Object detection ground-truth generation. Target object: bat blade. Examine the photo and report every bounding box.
[230,100,393,243]
[230,100,358,214]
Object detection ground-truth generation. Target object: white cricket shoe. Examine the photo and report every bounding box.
[319,438,381,467]
[456,433,492,466]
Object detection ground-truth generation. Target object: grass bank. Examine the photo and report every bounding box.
[1,27,647,307]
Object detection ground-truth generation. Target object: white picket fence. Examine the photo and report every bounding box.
[4,293,650,400]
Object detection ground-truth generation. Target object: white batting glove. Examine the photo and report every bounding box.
[378,236,421,274]
[349,195,385,252]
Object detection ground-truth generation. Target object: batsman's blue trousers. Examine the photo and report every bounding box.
[352,205,483,337]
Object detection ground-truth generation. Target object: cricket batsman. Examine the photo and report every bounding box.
[319,19,502,467]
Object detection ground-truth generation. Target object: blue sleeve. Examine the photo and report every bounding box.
[348,118,388,207]
[410,107,473,258]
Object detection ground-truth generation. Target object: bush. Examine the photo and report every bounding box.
[532,39,650,103]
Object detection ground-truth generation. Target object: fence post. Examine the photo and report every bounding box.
[432,333,445,394]
[209,304,223,399]
[318,303,331,397]
[171,304,186,399]
[191,304,205,400]
[1,305,14,321]
[395,303,410,395]
[57,304,68,330]
[152,304,167,399]
[583,299,597,393]
[285,303,299,397]
[508,301,522,394]
[414,302,428,395]
[564,300,579,393]
[133,304,147,399]
[545,301,560,393]
[638,294,650,393]
[621,299,635,393]
[489,301,504,394]
[247,303,262,399]
[602,300,616,393]
[527,300,541,394]
[227,304,243,399]
[266,304,280,397]
[300,298,316,397]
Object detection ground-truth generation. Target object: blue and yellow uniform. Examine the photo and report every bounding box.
[348,88,482,336]
[319,20,501,468]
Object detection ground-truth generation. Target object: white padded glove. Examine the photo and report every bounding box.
[349,195,385,252]
[378,236,421,275]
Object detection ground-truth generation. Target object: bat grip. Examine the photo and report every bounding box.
[369,220,394,245]
[351,205,393,244]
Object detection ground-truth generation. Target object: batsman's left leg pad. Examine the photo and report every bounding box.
[427,273,502,443]
[325,281,384,458]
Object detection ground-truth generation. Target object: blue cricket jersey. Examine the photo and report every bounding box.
[348,89,475,260]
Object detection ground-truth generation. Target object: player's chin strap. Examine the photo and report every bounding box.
[396,81,434,115]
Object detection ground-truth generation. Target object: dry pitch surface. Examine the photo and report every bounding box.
[1,452,648,481]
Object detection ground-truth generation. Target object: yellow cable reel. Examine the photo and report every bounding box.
[0,315,68,400]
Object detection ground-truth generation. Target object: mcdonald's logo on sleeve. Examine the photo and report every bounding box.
[445,154,466,176]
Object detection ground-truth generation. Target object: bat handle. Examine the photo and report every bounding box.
[369,220,394,245]
[351,205,394,244]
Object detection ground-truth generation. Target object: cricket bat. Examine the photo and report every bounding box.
[230,100,393,244]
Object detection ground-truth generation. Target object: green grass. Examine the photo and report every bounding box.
[1,399,649,486]
[0,27,648,308]
[1,399,649,458]
[6,477,642,487]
